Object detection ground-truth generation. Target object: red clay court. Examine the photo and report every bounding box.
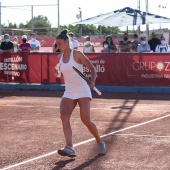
[0,90,170,170]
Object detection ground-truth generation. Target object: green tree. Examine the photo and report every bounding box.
[24,15,52,35]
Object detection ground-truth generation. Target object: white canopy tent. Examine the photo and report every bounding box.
[73,7,170,27]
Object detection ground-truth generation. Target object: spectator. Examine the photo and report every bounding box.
[155,36,170,53]
[137,37,150,53]
[119,33,131,52]
[12,36,20,52]
[83,36,95,53]
[148,32,161,52]
[0,34,13,53]
[52,40,61,52]
[19,35,31,53]
[105,36,117,52]
[101,41,110,53]
[68,32,79,50]
[131,34,139,52]
[28,33,41,52]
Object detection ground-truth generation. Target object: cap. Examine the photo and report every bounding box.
[133,34,138,37]
[68,32,74,36]
[141,37,146,41]
[22,35,27,39]
[4,34,10,37]
[85,36,90,40]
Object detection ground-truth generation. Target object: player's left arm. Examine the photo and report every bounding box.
[74,50,96,88]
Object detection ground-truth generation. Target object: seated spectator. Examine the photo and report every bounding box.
[68,32,79,50]
[52,40,60,52]
[28,33,41,52]
[131,34,140,52]
[119,33,131,52]
[12,36,20,52]
[0,34,13,53]
[19,35,31,53]
[106,36,117,52]
[155,36,170,53]
[137,37,150,53]
[101,41,110,53]
[83,36,95,53]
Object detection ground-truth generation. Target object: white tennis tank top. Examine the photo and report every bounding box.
[84,45,93,53]
[59,50,92,99]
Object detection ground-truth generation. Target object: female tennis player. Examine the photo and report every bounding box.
[52,29,106,157]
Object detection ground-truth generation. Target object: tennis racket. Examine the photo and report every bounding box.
[72,66,102,95]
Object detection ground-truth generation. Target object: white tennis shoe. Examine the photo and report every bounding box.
[58,146,76,157]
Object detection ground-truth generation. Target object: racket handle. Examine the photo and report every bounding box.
[56,70,61,78]
[93,87,102,95]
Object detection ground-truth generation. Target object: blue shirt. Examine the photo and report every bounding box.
[137,44,150,53]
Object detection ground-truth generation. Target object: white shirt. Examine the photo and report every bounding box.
[28,39,41,51]
[155,44,169,52]
[69,39,79,49]
[83,45,94,53]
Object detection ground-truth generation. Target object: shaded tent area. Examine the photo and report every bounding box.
[73,7,170,27]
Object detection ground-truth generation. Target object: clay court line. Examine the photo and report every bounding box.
[1,114,170,170]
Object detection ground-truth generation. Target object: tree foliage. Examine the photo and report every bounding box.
[1,15,144,37]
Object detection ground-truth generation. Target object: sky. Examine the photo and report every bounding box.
[0,0,170,31]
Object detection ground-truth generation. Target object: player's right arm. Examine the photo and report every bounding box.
[52,54,62,77]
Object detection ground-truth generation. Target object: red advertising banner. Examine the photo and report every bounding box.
[0,53,170,86]
[0,53,41,83]
[126,53,170,85]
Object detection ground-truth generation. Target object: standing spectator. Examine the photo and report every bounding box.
[0,34,13,53]
[52,40,61,52]
[131,34,139,52]
[119,33,131,52]
[28,33,41,52]
[137,37,150,53]
[12,36,20,52]
[106,36,117,52]
[19,35,31,53]
[148,32,161,52]
[83,36,95,53]
[68,32,79,50]
[155,36,170,53]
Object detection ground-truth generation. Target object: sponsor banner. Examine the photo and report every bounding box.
[0,53,41,83]
[127,53,170,85]
[0,53,169,85]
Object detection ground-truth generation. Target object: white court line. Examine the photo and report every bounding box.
[0,105,169,112]
[0,105,33,108]
[2,105,170,112]
[1,114,170,170]
[46,106,170,112]
[111,133,170,138]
